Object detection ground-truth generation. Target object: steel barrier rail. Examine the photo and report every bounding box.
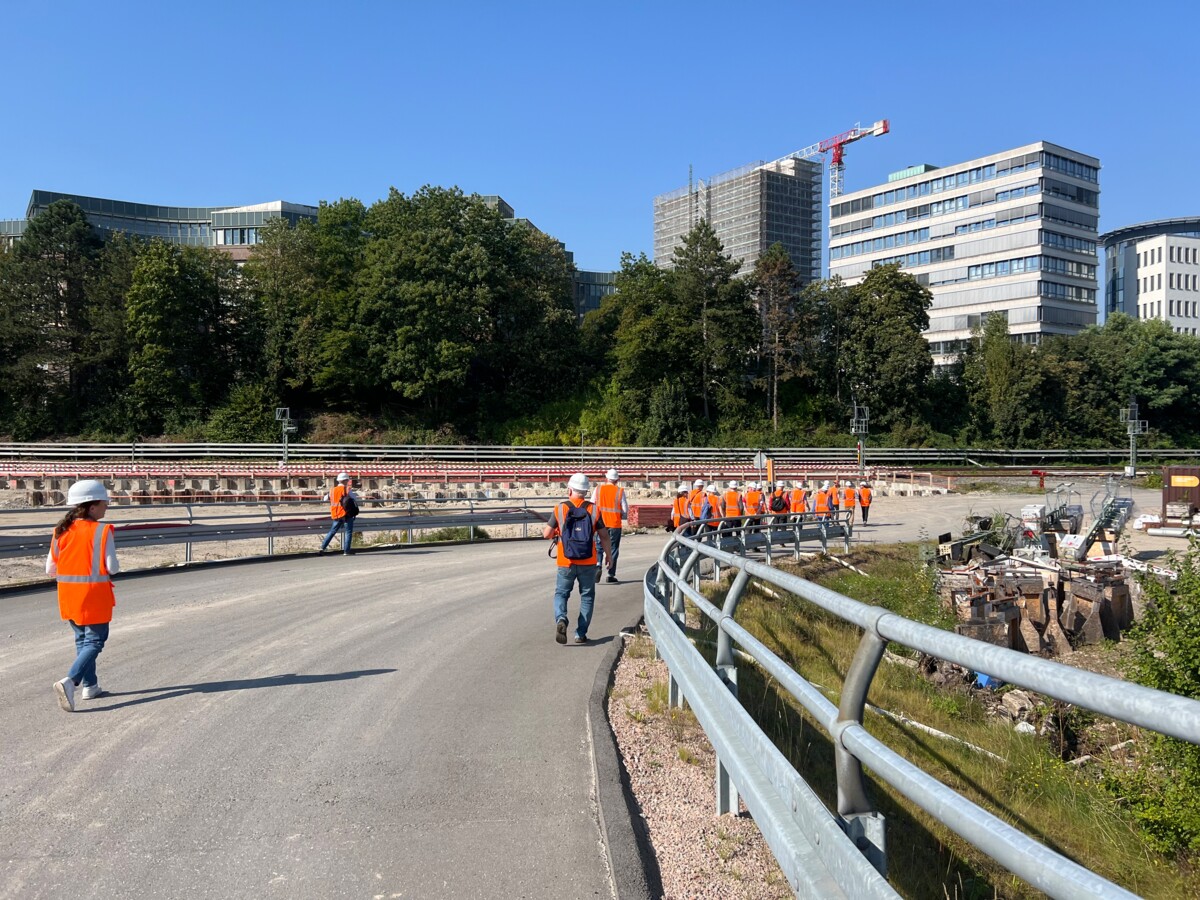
[2,441,1199,465]
[0,499,558,565]
[642,520,1200,898]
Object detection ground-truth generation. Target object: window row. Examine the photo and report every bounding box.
[1043,152,1099,184]
[1041,231,1096,255]
[1166,272,1200,291]
[214,227,260,246]
[1169,298,1199,318]
[830,227,931,260]
[871,246,956,269]
[1040,281,1096,302]
[1169,244,1199,265]
[832,182,1041,237]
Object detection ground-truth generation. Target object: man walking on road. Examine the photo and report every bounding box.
[859,481,873,524]
[545,473,613,645]
[591,468,627,583]
[320,472,359,555]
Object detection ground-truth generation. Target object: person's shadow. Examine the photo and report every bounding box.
[80,669,395,712]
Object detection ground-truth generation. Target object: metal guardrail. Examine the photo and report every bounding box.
[644,518,1200,898]
[0,498,557,567]
[0,440,1197,466]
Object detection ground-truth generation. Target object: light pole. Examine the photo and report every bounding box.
[275,407,296,464]
[850,397,869,478]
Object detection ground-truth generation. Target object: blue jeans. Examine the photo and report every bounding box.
[321,516,356,553]
[67,621,109,687]
[553,564,598,639]
[596,526,622,576]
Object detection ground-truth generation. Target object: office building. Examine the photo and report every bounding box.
[1100,218,1200,330]
[1100,222,1200,335]
[653,157,823,281]
[828,141,1100,364]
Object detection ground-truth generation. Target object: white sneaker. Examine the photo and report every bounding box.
[54,677,76,712]
[79,684,106,700]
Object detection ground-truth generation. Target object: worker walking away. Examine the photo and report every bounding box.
[814,481,833,521]
[592,468,628,583]
[842,480,858,524]
[49,480,119,712]
[788,480,808,522]
[700,483,724,534]
[829,479,841,514]
[721,480,745,528]
[858,481,873,524]
[767,482,789,523]
[670,483,692,533]
[320,472,360,555]
[744,481,764,527]
[688,478,706,524]
[544,473,613,645]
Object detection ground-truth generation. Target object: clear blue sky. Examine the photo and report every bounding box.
[2,1,1196,271]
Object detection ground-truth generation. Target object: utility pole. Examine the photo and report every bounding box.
[1119,397,1147,477]
[850,398,870,478]
[275,407,296,465]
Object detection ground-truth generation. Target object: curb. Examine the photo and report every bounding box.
[589,612,663,900]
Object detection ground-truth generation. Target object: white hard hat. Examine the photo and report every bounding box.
[822,480,831,489]
[67,479,109,506]
[676,483,688,493]
[861,481,869,486]
[692,478,704,487]
[336,472,350,482]
[727,480,738,490]
[568,472,590,493]
[606,468,619,481]
[705,484,718,493]
[747,481,758,490]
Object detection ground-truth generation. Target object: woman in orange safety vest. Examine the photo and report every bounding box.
[744,482,765,521]
[48,479,119,713]
[788,482,807,518]
[858,482,873,524]
[842,482,858,524]
[689,480,707,521]
[671,485,692,530]
[813,482,832,520]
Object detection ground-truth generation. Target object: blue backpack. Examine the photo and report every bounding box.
[560,501,596,560]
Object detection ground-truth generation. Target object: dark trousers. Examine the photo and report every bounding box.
[861,505,870,523]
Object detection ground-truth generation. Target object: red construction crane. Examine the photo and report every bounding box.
[762,119,890,199]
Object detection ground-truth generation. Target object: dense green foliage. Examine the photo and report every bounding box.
[2,194,1200,447]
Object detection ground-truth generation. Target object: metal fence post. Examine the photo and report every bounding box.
[716,569,751,816]
[267,503,274,556]
[184,504,194,564]
[837,627,888,876]
[844,514,852,554]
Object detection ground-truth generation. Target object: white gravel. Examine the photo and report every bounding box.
[608,632,791,899]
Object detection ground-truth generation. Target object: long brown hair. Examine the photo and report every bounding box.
[54,503,98,539]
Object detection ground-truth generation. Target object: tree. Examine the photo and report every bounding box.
[959,312,1046,445]
[750,243,806,431]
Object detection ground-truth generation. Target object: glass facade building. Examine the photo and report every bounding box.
[653,157,823,281]
[828,141,1100,364]
[1100,218,1200,322]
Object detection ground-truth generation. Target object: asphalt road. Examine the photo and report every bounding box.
[1,535,665,900]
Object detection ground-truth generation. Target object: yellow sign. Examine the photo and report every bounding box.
[1171,475,1200,488]
[766,459,775,486]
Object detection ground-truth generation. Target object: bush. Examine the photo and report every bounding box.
[205,383,279,442]
[416,526,490,543]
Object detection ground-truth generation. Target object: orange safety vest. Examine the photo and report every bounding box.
[842,486,857,508]
[722,490,743,518]
[330,484,350,519]
[769,489,788,513]
[706,491,724,524]
[859,487,873,507]
[689,489,706,519]
[552,498,600,567]
[671,495,690,528]
[53,519,116,626]
[830,488,840,509]
[595,482,625,529]
[814,489,831,515]
[744,490,764,515]
[788,488,806,514]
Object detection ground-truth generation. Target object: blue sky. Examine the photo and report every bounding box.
[2,1,1196,271]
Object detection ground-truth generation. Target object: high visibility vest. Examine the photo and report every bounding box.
[744,490,764,515]
[814,489,831,515]
[843,486,857,508]
[706,491,724,523]
[859,487,873,507]
[722,490,743,518]
[552,498,599,567]
[689,489,706,519]
[53,519,116,626]
[788,489,805,514]
[671,495,690,527]
[330,484,349,519]
[770,490,788,512]
[830,489,840,509]
[595,482,625,529]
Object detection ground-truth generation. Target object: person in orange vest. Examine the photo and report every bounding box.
[766,482,789,522]
[788,480,808,520]
[591,468,628,583]
[48,480,119,712]
[320,472,360,555]
[743,481,765,525]
[544,473,613,644]
[813,480,833,520]
[700,482,724,532]
[721,480,745,529]
[670,483,692,532]
[688,478,706,522]
[858,481,874,524]
[829,479,841,514]
[842,480,858,524]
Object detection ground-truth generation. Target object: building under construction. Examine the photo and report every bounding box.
[653,157,823,281]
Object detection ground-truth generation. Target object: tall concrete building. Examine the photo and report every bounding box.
[1101,218,1200,331]
[1100,221,1200,335]
[653,157,822,281]
[828,141,1100,364]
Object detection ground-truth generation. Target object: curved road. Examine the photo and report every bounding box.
[1,535,664,899]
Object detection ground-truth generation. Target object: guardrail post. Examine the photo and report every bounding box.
[468,499,474,542]
[408,499,414,545]
[819,519,829,554]
[267,503,275,556]
[843,514,852,554]
[716,569,751,816]
[837,628,888,876]
[185,504,194,564]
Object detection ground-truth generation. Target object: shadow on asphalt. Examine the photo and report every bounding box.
[79,668,396,712]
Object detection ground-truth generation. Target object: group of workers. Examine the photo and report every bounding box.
[669,478,873,531]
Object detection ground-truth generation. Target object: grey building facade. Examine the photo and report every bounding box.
[1100,217,1200,324]
[828,141,1100,364]
[653,157,822,281]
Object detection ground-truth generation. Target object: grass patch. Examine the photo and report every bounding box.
[955,480,1043,495]
[415,526,490,543]
[677,746,701,766]
[688,546,1197,898]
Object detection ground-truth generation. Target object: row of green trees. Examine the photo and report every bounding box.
[2,193,1199,447]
